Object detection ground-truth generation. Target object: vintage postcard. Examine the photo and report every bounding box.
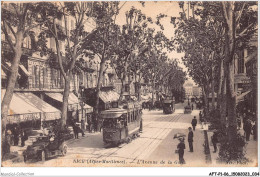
[1,0,258,171]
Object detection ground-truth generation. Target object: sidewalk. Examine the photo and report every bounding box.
[146,108,211,166]
[208,125,258,166]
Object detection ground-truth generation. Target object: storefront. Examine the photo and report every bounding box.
[1,90,62,130]
[84,87,120,111]
[15,92,61,128]
[1,90,42,130]
[45,92,93,125]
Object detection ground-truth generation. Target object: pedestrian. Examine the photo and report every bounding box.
[77,124,85,137]
[244,120,252,141]
[191,116,197,131]
[188,127,193,152]
[251,122,257,141]
[13,127,19,146]
[200,112,204,129]
[21,130,27,147]
[177,137,186,164]
[191,104,194,110]
[73,124,79,139]
[211,131,218,153]
[81,119,85,131]
[199,111,202,121]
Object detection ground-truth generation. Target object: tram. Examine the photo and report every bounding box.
[163,96,175,114]
[101,101,142,145]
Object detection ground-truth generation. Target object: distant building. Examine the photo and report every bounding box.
[192,86,202,98]
[183,81,193,98]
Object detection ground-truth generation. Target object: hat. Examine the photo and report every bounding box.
[178,137,184,142]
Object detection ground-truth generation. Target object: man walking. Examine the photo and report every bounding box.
[244,119,252,141]
[177,137,186,164]
[211,131,218,153]
[73,124,79,139]
[191,116,197,131]
[188,127,194,152]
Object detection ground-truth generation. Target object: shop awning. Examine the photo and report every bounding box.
[236,90,251,103]
[45,92,79,105]
[45,92,93,112]
[99,90,120,103]
[83,104,93,113]
[15,92,61,121]
[1,90,41,115]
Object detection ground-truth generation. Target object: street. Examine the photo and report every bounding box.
[3,102,257,167]
[3,103,207,167]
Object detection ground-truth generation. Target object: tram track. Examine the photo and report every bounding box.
[96,113,182,164]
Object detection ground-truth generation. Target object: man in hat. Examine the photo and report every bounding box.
[177,137,186,164]
[191,116,197,131]
[211,131,218,153]
[188,127,194,152]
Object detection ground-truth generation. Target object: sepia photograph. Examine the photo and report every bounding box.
[0,0,258,173]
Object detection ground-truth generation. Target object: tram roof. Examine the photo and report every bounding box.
[101,108,127,119]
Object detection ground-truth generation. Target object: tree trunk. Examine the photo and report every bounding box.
[202,85,209,121]
[222,1,237,142]
[61,75,71,126]
[220,76,227,128]
[226,61,237,142]
[119,79,124,101]
[217,59,224,109]
[151,79,155,106]
[1,31,23,159]
[94,60,105,126]
[211,68,215,109]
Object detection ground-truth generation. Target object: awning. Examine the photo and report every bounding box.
[1,90,41,123]
[45,92,79,105]
[83,104,93,113]
[236,90,251,103]
[99,90,120,103]
[45,92,93,112]
[15,92,61,121]
[19,64,30,76]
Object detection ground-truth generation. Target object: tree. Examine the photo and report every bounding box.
[82,2,120,130]
[221,1,257,142]
[172,1,257,162]
[37,2,95,126]
[1,2,51,158]
[110,7,153,101]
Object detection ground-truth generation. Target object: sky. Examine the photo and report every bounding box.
[115,1,195,85]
